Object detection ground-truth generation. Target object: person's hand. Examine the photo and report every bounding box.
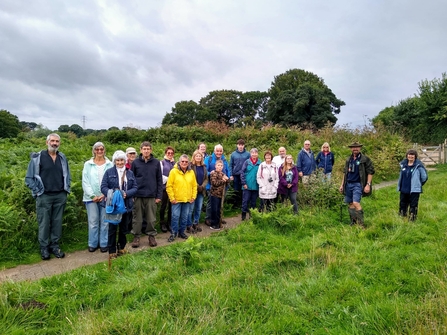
[171,199,177,204]
[155,198,161,204]
[299,172,303,177]
[339,185,343,193]
[287,184,292,188]
[243,185,248,189]
[230,176,234,181]
[122,193,127,199]
[364,184,371,193]
[190,198,195,203]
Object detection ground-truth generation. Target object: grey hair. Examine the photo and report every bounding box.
[112,150,126,164]
[214,144,223,152]
[179,154,189,162]
[92,141,105,157]
[46,133,60,141]
[250,148,258,154]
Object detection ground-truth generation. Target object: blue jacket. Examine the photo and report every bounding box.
[101,167,138,213]
[315,151,335,174]
[296,149,316,176]
[241,158,261,190]
[229,148,250,176]
[204,153,231,190]
[25,150,71,198]
[397,159,428,193]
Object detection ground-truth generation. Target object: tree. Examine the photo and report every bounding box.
[58,125,71,133]
[162,100,213,126]
[266,69,345,128]
[20,121,38,131]
[0,109,21,138]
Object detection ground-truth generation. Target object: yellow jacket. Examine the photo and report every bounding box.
[166,163,198,203]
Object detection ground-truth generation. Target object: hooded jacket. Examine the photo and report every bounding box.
[25,150,71,198]
[257,162,279,199]
[241,158,261,190]
[229,148,250,176]
[397,158,428,193]
[166,163,198,203]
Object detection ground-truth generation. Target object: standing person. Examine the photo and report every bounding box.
[240,148,261,220]
[125,147,137,169]
[296,140,316,186]
[272,147,287,167]
[209,160,230,230]
[189,150,208,233]
[204,144,231,225]
[397,149,428,221]
[339,142,375,227]
[82,142,113,253]
[229,139,250,208]
[257,151,279,212]
[315,142,335,180]
[101,150,138,258]
[159,146,175,233]
[25,133,71,260]
[130,141,163,248]
[277,155,299,214]
[166,154,197,242]
[198,142,208,159]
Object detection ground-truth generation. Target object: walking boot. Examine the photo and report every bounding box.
[348,208,357,225]
[398,210,407,217]
[241,212,246,221]
[409,207,417,221]
[186,226,193,234]
[355,209,365,228]
[192,223,202,232]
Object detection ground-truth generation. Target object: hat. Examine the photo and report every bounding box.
[126,147,137,154]
[348,142,363,148]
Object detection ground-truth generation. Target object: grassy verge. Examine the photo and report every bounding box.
[1,166,446,334]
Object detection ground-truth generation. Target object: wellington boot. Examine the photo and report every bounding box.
[348,208,357,225]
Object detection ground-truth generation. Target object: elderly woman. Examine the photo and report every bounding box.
[257,151,279,212]
[315,142,335,180]
[82,142,113,253]
[101,150,138,258]
[241,148,261,220]
[397,149,428,221]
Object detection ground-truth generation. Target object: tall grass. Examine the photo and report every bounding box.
[1,166,446,334]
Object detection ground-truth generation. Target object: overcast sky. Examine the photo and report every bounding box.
[1,0,445,130]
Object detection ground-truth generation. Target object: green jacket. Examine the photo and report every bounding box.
[341,153,375,196]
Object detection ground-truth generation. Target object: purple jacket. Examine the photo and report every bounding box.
[277,165,299,194]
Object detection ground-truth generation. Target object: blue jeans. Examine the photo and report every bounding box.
[86,201,108,248]
[242,189,258,213]
[189,193,204,225]
[171,202,190,235]
[280,190,298,214]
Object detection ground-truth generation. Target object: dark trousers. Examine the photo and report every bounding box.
[229,175,243,208]
[108,212,130,254]
[36,192,67,249]
[280,190,298,214]
[160,189,172,225]
[242,189,258,213]
[260,198,275,212]
[210,195,222,228]
[399,192,420,215]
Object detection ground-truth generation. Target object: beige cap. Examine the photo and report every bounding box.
[126,147,137,154]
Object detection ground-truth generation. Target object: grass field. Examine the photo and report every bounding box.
[1,166,446,334]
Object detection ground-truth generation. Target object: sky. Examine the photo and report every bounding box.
[0,0,445,131]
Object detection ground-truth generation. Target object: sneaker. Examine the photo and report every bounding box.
[100,247,109,253]
[178,232,188,239]
[131,236,140,248]
[167,234,176,243]
[51,248,65,259]
[88,247,97,252]
[210,226,221,231]
[41,248,50,260]
[148,235,157,247]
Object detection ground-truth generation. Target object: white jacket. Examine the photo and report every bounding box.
[257,162,279,199]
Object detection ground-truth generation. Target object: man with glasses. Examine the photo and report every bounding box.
[339,142,375,227]
[25,133,71,260]
[166,154,197,242]
[296,140,316,186]
[130,141,163,247]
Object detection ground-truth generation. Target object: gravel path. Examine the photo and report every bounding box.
[0,179,404,284]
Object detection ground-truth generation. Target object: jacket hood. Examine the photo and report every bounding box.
[138,153,154,161]
[175,162,192,173]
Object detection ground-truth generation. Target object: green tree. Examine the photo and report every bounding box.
[266,69,345,128]
[162,100,213,126]
[58,124,71,133]
[69,124,85,137]
[0,109,21,138]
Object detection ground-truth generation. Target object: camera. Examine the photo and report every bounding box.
[268,177,273,183]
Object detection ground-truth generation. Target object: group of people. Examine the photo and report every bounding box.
[25,134,428,260]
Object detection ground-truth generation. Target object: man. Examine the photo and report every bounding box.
[204,144,231,225]
[125,147,137,169]
[166,154,197,242]
[296,140,316,185]
[339,141,375,227]
[272,147,287,167]
[131,141,163,248]
[229,139,250,208]
[25,133,71,260]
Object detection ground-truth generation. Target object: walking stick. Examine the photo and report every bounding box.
[220,186,226,228]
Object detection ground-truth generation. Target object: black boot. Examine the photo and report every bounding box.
[241,212,246,221]
[348,208,357,225]
[398,209,407,217]
[409,207,418,221]
[192,224,202,232]
[356,209,365,228]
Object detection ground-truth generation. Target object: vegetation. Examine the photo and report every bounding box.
[0,109,21,139]
[1,165,446,334]
[372,73,447,144]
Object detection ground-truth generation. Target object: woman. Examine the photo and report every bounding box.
[257,151,279,212]
[82,142,113,253]
[277,154,299,214]
[198,142,208,158]
[189,150,208,233]
[101,150,138,258]
[315,142,335,180]
[160,146,175,233]
[240,148,261,220]
[397,149,428,221]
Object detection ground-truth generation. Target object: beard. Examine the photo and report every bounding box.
[47,143,60,153]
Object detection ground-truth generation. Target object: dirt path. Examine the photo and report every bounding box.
[0,178,407,284]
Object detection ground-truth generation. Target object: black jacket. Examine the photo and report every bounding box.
[131,154,163,199]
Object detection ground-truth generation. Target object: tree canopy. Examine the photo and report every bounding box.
[0,109,21,138]
[266,69,345,128]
